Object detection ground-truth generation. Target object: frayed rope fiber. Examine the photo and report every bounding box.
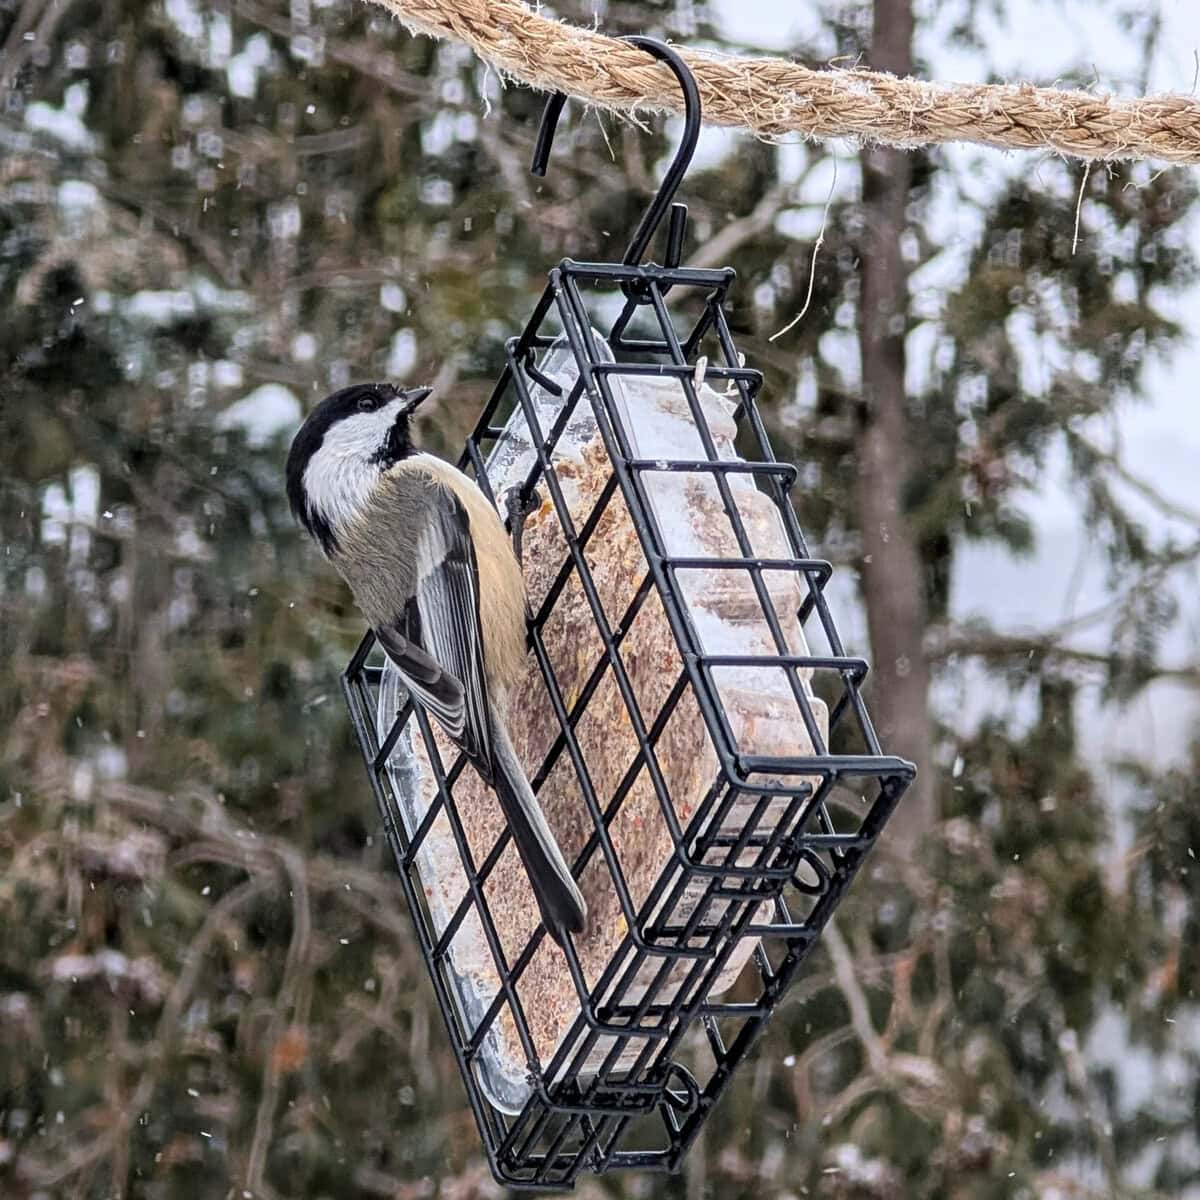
[368,0,1200,165]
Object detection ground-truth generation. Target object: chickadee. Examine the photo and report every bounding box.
[286,382,587,944]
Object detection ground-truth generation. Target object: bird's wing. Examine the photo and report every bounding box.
[374,483,493,770]
[374,480,585,943]
[373,623,465,734]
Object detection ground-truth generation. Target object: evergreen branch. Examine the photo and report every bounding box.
[1068,428,1200,526]
[927,626,1200,685]
[824,918,890,1078]
[16,879,262,1189]
[234,0,430,100]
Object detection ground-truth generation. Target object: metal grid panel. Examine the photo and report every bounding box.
[341,257,914,1189]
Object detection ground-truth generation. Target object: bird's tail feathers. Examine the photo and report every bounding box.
[488,715,587,946]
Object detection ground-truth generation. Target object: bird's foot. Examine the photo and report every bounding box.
[505,485,542,567]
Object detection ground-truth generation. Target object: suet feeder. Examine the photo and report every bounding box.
[342,38,915,1190]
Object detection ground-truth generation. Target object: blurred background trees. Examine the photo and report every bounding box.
[2,0,1198,1196]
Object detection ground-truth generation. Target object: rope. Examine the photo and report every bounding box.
[367,0,1200,165]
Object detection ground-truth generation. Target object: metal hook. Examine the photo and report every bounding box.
[530,36,702,271]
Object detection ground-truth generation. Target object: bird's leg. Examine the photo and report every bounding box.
[504,485,542,567]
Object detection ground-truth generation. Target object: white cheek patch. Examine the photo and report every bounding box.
[302,400,402,540]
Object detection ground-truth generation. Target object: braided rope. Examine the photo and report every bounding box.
[367,0,1200,165]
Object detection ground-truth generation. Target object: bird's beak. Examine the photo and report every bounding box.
[399,386,432,414]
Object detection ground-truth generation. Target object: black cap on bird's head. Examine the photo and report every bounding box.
[285,382,432,553]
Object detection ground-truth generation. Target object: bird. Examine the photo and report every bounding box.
[286,381,587,945]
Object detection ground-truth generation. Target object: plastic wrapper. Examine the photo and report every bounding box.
[376,334,828,1112]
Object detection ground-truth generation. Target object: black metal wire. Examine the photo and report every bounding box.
[340,255,915,1188]
[531,38,700,274]
[532,37,701,299]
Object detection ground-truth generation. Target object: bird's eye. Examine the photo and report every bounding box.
[357,394,377,413]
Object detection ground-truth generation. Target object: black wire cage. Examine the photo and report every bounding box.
[341,39,915,1190]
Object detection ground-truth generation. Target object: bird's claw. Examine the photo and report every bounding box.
[505,485,541,567]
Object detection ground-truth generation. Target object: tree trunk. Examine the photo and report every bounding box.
[854,0,935,848]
